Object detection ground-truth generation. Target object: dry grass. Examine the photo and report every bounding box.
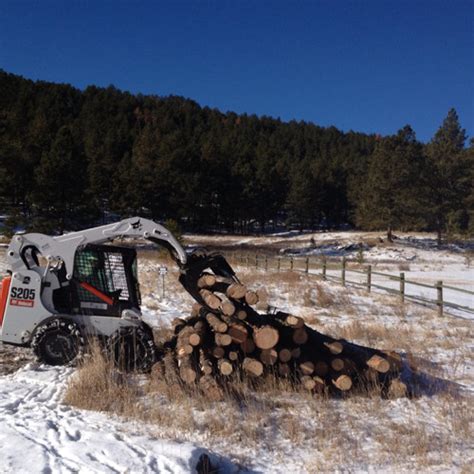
[63,344,142,414]
[64,340,473,472]
[62,254,474,472]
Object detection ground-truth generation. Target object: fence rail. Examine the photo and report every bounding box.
[229,253,474,317]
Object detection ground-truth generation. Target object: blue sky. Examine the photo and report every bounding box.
[0,0,472,142]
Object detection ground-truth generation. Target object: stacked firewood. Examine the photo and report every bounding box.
[153,272,406,399]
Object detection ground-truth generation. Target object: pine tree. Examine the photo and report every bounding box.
[355,126,424,241]
[425,109,468,244]
[286,160,321,230]
[31,126,87,232]
[462,139,474,235]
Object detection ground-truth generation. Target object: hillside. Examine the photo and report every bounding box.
[1,70,471,238]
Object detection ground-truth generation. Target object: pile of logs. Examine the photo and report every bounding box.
[153,271,406,399]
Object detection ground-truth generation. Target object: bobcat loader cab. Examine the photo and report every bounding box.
[0,218,189,371]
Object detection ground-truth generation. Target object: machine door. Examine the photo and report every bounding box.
[68,245,141,317]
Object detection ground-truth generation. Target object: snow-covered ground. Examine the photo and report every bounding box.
[0,363,234,473]
[187,231,473,317]
[0,233,473,472]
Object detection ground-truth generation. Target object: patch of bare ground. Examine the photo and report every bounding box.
[0,343,34,375]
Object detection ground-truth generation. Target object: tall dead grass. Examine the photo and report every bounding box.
[63,344,141,415]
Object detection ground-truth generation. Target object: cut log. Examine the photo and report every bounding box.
[314,361,329,377]
[278,348,292,363]
[228,351,239,361]
[205,313,228,333]
[188,333,202,347]
[218,358,233,376]
[366,355,390,373]
[285,315,304,329]
[179,355,197,384]
[199,349,213,375]
[292,328,308,345]
[253,325,279,350]
[299,360,315,376]
[193,319,207,332]
[226,283,247,300]
[301,375,316,391]
[332,374,352,391]
[211,346,226,359]
[198,274,217,289]
[312,375,326,392]
[330,358,345,372]
[382,350,403,370]
[240,338,256,354]
[324,341,344,355]
[260,348,278,366]
[215,333,232,347]
[170,268,404,397]
[220,300,236,316]
[190,319,208,346]
[245,291,259,306]
[242,357,264,377]
[291,347,301,359]
[200,290,222,310]
[228,323,248,344]
[176,326,195,357]
[190,303,203,317]
[177,345,193,358]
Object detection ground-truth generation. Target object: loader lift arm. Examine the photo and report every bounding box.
[7,217,188,281]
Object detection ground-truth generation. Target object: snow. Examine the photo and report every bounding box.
[0,363,236,473]
[0,232,473,472]
[188,231,473,318]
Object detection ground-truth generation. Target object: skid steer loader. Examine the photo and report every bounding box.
[0,218,238,371]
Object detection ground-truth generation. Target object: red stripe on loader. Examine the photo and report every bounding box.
[0,276,12,326]
[79,281,113,305]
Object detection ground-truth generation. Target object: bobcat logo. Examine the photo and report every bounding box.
[131,219,143,230]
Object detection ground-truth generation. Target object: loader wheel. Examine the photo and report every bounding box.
[32,318,85,366]
[107,325,156,373]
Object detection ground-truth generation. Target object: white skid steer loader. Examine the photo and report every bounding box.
[0,217,239,371]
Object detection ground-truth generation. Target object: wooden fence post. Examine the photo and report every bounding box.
[305,257,309,274]
[322,258,327,280]
[367,265,372,292]
[246,253,250,266]
[264,256,268,272]
[342,257,346,286]
[436,281,443,317]
[400,272,405,303]
[277,257,281,272]
[290,257,294,271]
[255,254,258,268]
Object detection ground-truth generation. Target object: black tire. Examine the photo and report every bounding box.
[107,325,156,373]
[32,318,85,366]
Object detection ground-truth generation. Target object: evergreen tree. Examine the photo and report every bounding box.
[31,126,89,232]
[425,109,468,244]
[355,126,424,241]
